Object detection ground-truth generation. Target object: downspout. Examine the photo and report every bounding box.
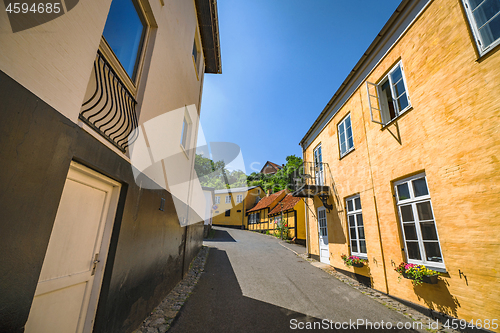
[294,209,297,240]
[359,89,389,294]
[301,146,310,257]
[241,197,245,229]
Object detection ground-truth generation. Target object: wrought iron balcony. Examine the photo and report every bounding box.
[292,161,333,211]
[79,51,139,152]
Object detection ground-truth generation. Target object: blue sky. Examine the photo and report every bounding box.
[198,0,402,174]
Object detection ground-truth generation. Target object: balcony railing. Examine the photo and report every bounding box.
[79,51,139,152]
[292,161,331,197]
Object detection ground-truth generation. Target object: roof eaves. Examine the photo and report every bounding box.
[299,0,416,149]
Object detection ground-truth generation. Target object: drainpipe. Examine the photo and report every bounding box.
[301,146,310,257]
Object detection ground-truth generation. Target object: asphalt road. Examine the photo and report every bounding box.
[169,227,421,332]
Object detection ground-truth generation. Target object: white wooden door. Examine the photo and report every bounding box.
[25,162,121,333]
[317,207,330,264]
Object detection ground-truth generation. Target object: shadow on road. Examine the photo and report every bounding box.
[203,229,237,242]
[169,248,419,332]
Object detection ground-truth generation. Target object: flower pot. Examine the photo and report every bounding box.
[402,272,438,284]
[352,262,364,268]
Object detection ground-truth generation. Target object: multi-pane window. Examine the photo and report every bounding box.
[102,0,146,80]
[395,174,444,268]
[214,196,220,204]
[248,213,260,224]
[225,210,230,217]
[367,61,411,125]
[225,195,231,204]
[318,208,327,237]
[463,0,500,54]
[313,144,324,185]
[346,195,366,257]
[338,114,354,157]
[236,194,243,203]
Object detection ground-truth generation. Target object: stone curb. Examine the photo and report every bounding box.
[295,252,460,333]
[132,246,210,333]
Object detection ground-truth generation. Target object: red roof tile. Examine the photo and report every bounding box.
[247,189,286,213]
[268,194,302,215]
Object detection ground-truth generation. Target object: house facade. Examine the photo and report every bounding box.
[297,0,500,326]
[260,161,283,175]
[247,190,287,232]
[211,186,264,229]
[0,0,221,332]
[267,194,306,243]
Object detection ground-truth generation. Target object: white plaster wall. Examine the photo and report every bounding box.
[0,0,113,123]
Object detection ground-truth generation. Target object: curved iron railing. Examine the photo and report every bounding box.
[79,51,139,152]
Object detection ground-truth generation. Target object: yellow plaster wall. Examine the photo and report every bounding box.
[303,0,500,324]
[212,188,264,228]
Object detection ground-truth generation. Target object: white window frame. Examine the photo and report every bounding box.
[338,114,354,157]
[225,195,231,204]
[346,195,367,258]
[394,173,445,269]
[99,0,152,96]
[214,196,220,204]
[180,109,192,154]
[366,61,411,126]
[313,144,324,185]
[462,0,500,56]
[236,194,243,203]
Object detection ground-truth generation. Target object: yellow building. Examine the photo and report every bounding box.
[212,186,264,229]
[247,190,287,232]
[296,0,500,328]
[268,194,307,243]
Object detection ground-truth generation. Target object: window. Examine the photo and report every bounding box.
[181,111,192,151]
[394,174,444,268]
[463,0,500,54]
[215,196,220,204]
[248,212,260,224]
[236,194,243,203]
[225,210,231,217]
[338,114,354,157]
[225,195,231,204]
[192,35,201,74]
[366,61,411,125]
[102,0,147,80]
[313,144,324,185]
[346,195,366,257]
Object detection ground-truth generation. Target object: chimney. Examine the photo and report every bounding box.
[267,189,272,196]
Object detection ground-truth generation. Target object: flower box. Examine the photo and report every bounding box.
[396,262,440,286]
[403,272,438,284]
[341,254,367,268]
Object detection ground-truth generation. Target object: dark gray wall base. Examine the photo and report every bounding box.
[309,254,320,262]
[213,224,245,230]
[334,267,372,287]
[382,293,494,333]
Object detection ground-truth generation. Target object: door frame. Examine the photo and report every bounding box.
[27,161,122,333]
[74,162,122,333]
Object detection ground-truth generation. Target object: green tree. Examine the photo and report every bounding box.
[247,155,303,193]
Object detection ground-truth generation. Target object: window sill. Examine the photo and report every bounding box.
[339,147,355,160]
[380,106,413,129]
[476,40,500,62]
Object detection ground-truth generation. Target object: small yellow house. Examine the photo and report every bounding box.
[247,190,287,232]
[268,194,306,244]
[212,186,264,229]
[296,0,500,328]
